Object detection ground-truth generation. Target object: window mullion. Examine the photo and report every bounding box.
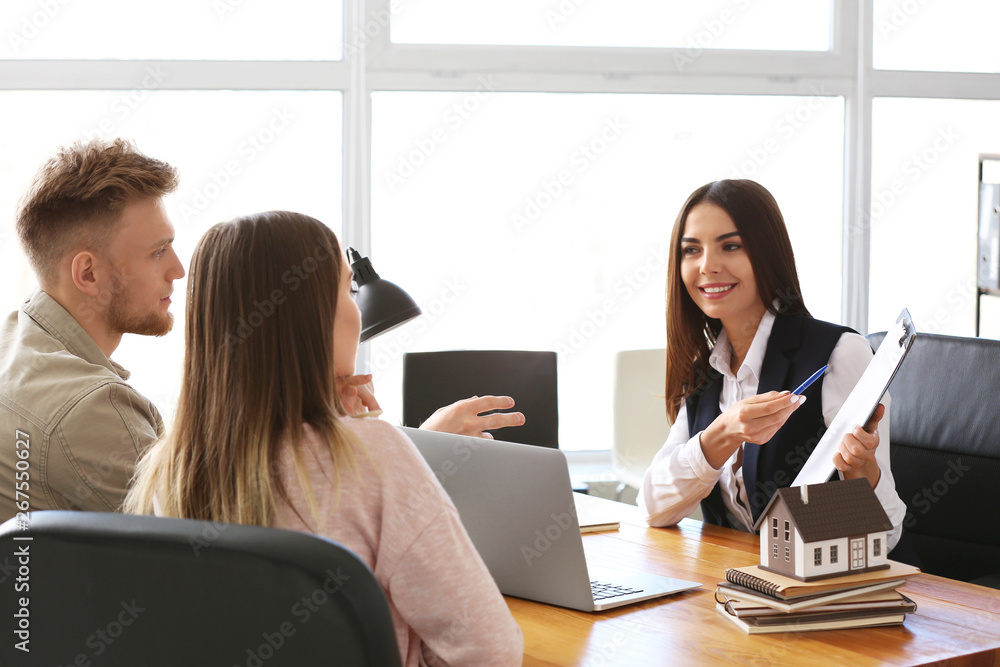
[842,0,873,333]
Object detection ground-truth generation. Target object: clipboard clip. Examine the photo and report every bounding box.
[894,308,916,351]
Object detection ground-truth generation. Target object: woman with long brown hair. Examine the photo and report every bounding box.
[640,180,906,551]
[126,211,522,666]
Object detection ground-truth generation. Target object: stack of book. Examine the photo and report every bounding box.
[715,560,920,634]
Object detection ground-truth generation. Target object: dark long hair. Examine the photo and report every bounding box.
[127,211,356,524]
[664,180,809,421]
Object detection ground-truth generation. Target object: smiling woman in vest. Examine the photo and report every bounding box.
[639,180,906,551]
[125,211,522,666]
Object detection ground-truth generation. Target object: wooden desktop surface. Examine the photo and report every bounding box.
[506,495,1000,666]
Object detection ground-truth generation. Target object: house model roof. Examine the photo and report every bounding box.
[753,478,892,543]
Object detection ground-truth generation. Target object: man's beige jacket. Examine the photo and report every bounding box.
[0,290,163,522]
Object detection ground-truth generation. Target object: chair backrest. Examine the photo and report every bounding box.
[0,511,402,667]
[868,331,1000,583]
[612,349,671,489]
[402,350,558,447]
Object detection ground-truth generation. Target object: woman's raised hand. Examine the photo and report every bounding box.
[700,391,805,469]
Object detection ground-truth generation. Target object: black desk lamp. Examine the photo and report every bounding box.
[347,247,422,342]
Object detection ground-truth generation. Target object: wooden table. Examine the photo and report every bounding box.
[506,496,1000,666]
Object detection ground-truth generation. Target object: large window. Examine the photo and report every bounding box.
[870,98,1000,338]
[2,2,999,456]
[1,0,343,60]
[0,91,342,422]
[391,0,833,50]
[369,91,843,448]
[873,0,1000,74]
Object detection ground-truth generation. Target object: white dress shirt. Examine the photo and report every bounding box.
[639,309,906,550]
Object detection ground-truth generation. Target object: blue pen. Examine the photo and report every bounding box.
[792,365,828,395]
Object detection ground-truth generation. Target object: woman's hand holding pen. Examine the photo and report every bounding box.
[700,391,806,470]
[834,403,884,489]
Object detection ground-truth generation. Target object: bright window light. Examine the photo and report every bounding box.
[873,0,1000,73]
[0,0,342,60]
[870,98,1000,338]
[391,0,832,50]
[369,91,844,450]
[0,90,343,421]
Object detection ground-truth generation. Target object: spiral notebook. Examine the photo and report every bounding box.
[723,560,920,601]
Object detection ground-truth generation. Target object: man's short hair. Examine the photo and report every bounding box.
[15,138,179,286]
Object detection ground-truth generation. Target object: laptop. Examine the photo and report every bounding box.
[401,427,701,612]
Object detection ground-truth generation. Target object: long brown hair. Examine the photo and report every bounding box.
[126,211,356,525]
[664,180,809,421]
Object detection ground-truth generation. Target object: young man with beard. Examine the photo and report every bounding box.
[0,139,184,519]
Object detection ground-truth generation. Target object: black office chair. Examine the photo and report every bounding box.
[868,331,1000,587]
[0,511,402,667]
[402,350,559,448]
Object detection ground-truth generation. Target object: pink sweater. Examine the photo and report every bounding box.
[273,418,524,667]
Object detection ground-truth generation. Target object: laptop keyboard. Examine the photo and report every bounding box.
[591,580,644,601]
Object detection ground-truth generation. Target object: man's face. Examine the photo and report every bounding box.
[103,198,185,337]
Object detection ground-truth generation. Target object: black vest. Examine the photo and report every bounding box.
[687,314,854,531]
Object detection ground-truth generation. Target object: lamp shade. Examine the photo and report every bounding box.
[347,247,422,343]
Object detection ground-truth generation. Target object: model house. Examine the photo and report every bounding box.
[754,478,892,582]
